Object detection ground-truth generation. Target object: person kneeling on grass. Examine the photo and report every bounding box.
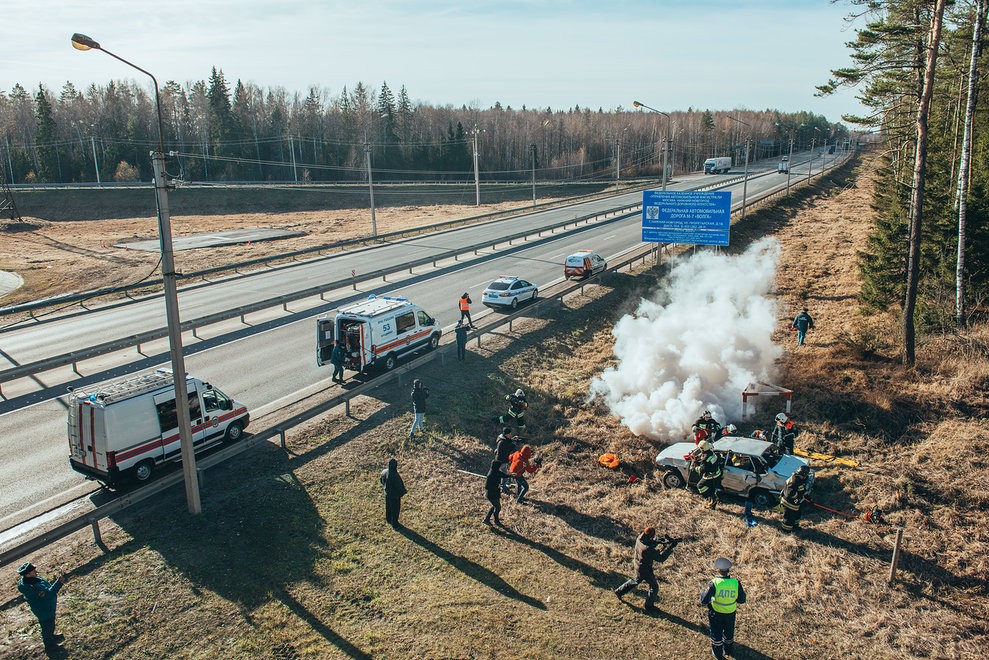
[507,445,540,504]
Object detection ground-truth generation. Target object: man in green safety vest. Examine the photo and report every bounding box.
[699,557,747,660]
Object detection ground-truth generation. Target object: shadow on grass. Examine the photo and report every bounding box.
[491,526,625,590]
[528,499,636,545]
[635,604,775,660]
[277,589,371,659]
[396,525,546,610]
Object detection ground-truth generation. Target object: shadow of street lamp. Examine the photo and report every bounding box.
[71,33,202,514]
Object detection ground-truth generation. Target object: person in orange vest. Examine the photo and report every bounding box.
[459,292,476,329]
[508,444,541,504]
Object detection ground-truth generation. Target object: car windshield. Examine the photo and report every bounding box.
[487,282,511,291]
[761,446,783,468]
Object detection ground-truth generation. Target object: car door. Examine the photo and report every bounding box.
[517,279,535,301]
[721,451,760,496]
[155,386,204,461]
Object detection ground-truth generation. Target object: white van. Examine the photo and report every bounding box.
[564,251,607,279]
[316,295,442,373]
[67,369,250,487]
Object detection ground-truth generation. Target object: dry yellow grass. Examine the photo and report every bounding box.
[1,156,986,658]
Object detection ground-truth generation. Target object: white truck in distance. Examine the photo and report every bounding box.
[704,157,732,174]
[67,369,250,487]
[316,295,442,373]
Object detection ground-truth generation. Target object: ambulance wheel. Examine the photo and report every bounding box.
[510,298,519,310]
[428,334,440,351]
[384,353,397,371]
[133,460,155,483]
[662,470,686,489]
[224,421,244,443]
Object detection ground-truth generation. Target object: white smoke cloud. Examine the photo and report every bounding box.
[590,238,782,442]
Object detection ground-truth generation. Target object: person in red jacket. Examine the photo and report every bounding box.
[508,444,541,504]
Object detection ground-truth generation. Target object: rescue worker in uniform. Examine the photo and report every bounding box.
[790,307,815,345]
[687,439,715,487]
[379,458,408,528]
[614,527,676,612]
[496,388,528,433]
[714,423,738,441]
[16,562,65,652]
[779,464,811,532]
[459,292,476,329]
[329,339,346,383]
[455,320,469,361]
[692,410,722,439]
[695,441,724,510]
[770,412,797,455]
[700,557,747,660]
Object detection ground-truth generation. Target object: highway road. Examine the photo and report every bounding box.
[0,150,839,528]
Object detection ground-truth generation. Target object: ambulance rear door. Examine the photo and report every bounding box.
[316,317,335,367]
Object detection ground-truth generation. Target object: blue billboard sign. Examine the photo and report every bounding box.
[641,190,732,246]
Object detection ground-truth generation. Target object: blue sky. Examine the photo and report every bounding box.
[4,0,865,123]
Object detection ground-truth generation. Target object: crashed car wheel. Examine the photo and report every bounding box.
[662,470,686,489]
[750,488,775,508]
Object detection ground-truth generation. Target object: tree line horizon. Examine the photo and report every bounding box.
[1,70,848,185]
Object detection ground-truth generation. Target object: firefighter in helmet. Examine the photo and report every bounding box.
[771,412,797,455]
[496,389,528,433]
[779,464,811,532]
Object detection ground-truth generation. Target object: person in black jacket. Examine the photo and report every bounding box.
[700,557,747,660]
[410,379,429,438]
[494,427,519,493]
[455,320,469,361]
[495,388,528,432]
[614,527,676,611]
[483,461,505,525]
[379,458,408,528]
[779,465,810,532]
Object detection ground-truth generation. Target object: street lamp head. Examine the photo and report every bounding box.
[633,101,642,108]
[71,33,100,51]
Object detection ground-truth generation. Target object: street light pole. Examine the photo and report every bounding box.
[728,115,751,219]
[786,136,793,194]
[808,138,816,183]
[632,101,671,190]
[531,144,537,208]
[71,33,202,515]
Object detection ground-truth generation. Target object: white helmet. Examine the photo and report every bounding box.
[775,412,789,423]
[697,440,712,452]
[725,424,737,434]
[515,389,525,397]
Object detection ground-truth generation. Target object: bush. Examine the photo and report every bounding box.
[113,161,140,182]
[838,313,895,359]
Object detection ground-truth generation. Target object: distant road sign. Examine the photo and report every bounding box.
[641,190,732,246]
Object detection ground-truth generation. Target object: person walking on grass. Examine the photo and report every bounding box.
[379,458,408,529]
[790,307,815,345]
[330,339,346,384]
[17,562,65,652]
[455,320,469,361]
[614,527,676,612]
[410,379,429,438]
[700,557,747,660]
[494,427,519,494]
[483,460,505,525]
[507,444,541,504]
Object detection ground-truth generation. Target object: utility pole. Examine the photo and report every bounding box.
[615,136,621,184]
[289,135,298,183]
[471,127,481,206]
[786,136,793,194]
[531,144,537,208]
[365,133,377,237]
[807,138,816,183]
[661,137,670,191]
[90,135,101,186]
[741,139,750,219]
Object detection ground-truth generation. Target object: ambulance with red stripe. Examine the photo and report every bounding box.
[67,369,249,487]
[316,295,442,373]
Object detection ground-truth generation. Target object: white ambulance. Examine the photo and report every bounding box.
[67,369,250,487]
[316,295,442,373]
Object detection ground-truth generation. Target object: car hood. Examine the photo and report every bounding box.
[771,453,813,481]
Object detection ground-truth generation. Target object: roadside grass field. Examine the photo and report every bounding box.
[2,158,987,658]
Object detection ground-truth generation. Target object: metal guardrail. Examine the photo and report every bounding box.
[0,180,659,318]
[0,153,859,566]
[0,205,641,389]
[0,243,658,567]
